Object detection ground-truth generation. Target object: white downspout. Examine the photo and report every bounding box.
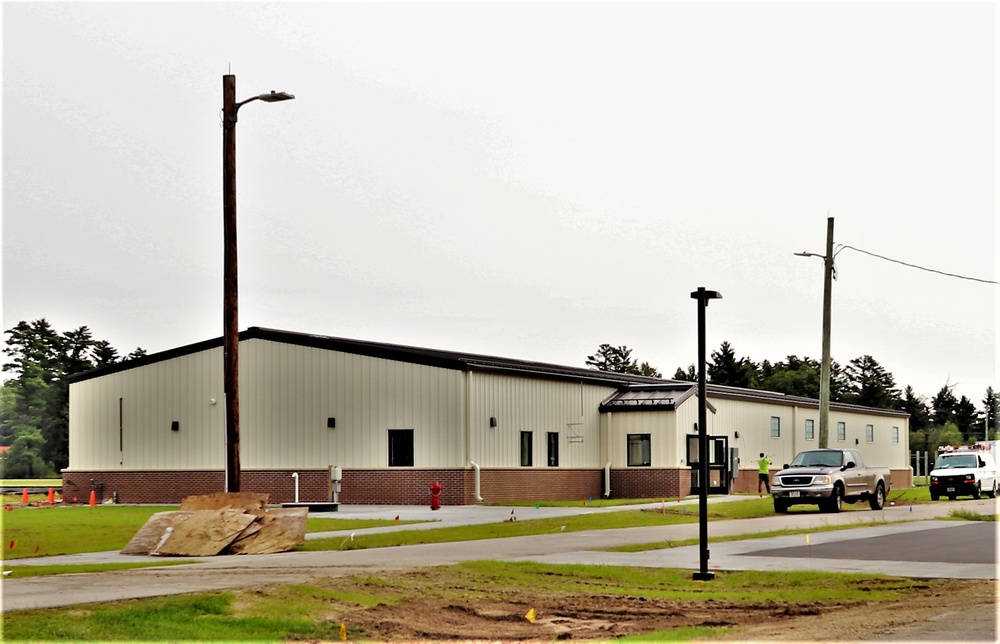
[291,472,299,503]
[465,371,483,502]
[604,461,612,498]
[470,461,484,502]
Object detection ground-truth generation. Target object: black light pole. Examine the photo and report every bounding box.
[691,287,722,581]
[222,74,294,492]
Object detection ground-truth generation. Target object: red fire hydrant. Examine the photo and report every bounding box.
[429,480,442,510]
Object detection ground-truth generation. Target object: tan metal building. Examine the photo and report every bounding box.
[65,327,911,505]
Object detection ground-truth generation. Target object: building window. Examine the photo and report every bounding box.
[805,419,815,441]
[892,426,899,444]
[547,432,559,467]
[770,417,781,438]
[837,422,846,442]
[866,424,874,443]
[627,434,651,467]
[520,431,533,467]
[388,429,414,467]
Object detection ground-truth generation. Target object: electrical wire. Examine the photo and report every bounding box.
[836,244,997,284]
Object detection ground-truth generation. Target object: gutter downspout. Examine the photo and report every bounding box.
[464,371,483,502]
[470,461,484,502]
[604,461,612,498]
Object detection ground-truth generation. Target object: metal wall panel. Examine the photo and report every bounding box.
[68,347,224,471]
[467,372,615,468]
[240,339,466,470]
[824,410,910,469]
[68,337,909,477]
[604,410,676,468]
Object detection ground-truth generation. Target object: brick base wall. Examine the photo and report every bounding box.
[889,468,912,490]
[66,466,806,506]
[610,468,691,500]
[340,469,474,505]
[478,469,603,504]
[62,470,332,505]
[732,469,774,494]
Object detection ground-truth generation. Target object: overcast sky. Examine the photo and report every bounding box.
[2,2,996,407]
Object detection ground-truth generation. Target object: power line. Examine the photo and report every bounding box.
[836,244,998,285]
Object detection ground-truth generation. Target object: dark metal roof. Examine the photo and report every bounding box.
[66,326,670,388]
[704,383,910,418]
[64,327,909,419]
[600,383,692,411]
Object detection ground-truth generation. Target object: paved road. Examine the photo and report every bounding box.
[2,496,997,612]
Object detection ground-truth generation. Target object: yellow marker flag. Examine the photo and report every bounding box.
[804,534,810,544]
[525,608,536,623]
[340,622,347,640]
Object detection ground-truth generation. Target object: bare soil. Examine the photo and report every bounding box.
[228,568,997,642]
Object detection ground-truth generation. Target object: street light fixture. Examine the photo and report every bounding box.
[222,74,294,493]
[690,287,722,581]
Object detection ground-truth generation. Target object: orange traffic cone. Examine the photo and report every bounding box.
[47,488,55,504]
[21,488,29,503]
[88,490,97,506]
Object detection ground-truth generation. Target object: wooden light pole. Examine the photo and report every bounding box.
[222,74,294,492]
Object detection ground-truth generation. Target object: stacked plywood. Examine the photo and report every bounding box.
[121,492,308,556]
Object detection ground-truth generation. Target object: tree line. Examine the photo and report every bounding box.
[587,341,998,455]
[1,319,145,478]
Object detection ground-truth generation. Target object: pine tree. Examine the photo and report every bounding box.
[707,341,758,388]
[842,355,901,409]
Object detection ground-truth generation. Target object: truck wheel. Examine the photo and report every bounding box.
[868,482,885,511]
[930,490,940,501]
[822,486,843,513]
[988,481,997,499]
[774,499,788,513]
[948,494,956,501]
[972,483,981,500]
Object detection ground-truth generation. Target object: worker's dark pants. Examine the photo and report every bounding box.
[758,473,771,493]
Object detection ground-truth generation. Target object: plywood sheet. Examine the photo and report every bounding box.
[179,492,269,512]
[120,511,193,555]
[154,508,256,556]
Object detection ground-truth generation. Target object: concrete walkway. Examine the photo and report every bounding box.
[2,496,996,612]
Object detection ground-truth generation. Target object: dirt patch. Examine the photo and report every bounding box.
[228,568,996,641]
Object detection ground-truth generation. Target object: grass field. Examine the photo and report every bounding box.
[0,505,423,560]
[0,560,937,641]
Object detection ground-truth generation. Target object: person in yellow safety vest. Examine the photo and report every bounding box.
[758,453,772,494]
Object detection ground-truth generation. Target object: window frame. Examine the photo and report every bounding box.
[770,417,781,438]
[520,431,533,467]
[837,422,846,442]
[892,426,899,444]
[866,424,874,443]
[387,429,414,467]
[627,433,651,467]
[805,419,815,441]
[547,432,559,467]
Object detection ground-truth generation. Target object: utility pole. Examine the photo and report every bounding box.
[223,74,240,492]
[796,216,835,448]
[819,217,834,448]
[221,74,294,493]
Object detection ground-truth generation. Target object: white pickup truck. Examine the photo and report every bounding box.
[770,448,891,513]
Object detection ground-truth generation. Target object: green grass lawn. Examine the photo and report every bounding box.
[1,478,63,487]
[0,560,938,641]
[0,505,424,560]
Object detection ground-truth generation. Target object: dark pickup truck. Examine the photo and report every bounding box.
[770,448,890,513]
